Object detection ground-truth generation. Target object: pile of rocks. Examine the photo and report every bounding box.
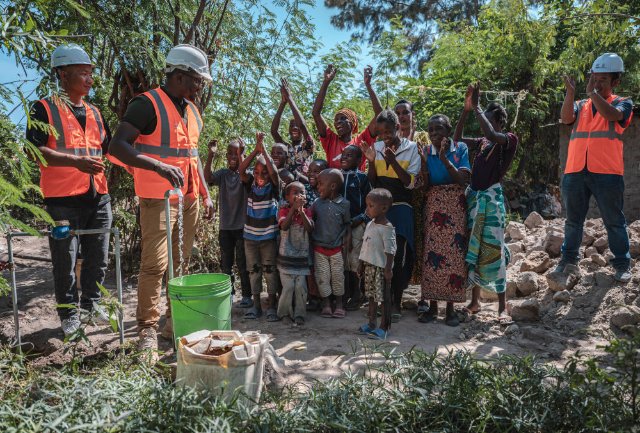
[500,212,640,337]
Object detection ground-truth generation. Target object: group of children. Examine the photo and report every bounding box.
[205,131,391,336]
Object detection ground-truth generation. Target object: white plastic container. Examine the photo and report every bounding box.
[176,330,269,403]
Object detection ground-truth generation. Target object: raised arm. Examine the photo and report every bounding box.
[452,84,476,147]
[282,77,315,155]
[364,65,383,137]
[271,89,287,144]
[312,64,336,138]
[203,139,217,185]
[586,74,624,122]
[257,132,279,187]
[238,139,257,184]
[470,83,507,146]
[560,75,577,125]
[362,141,378,185]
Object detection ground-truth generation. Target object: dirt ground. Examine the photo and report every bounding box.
[0,234,629,384]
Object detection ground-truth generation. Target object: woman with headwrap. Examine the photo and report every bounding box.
[312,64,383,170]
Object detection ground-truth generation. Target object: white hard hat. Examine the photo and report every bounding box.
[591,53,624,73]
[51,44,93,68]
[165,44,212,82]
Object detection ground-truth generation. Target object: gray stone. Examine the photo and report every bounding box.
[544,231,564,258]
[507,242,524,255]
[590,253,607,267]
[504,324,520,335]
[506,221,527,241]
[515,271,540,296]
[584,246,598,258]
[553,290,571,303]
[524,211,544,230]
[510,299,540,322]
[520,251,553,274]
[594,271,615,288]
[581,228,596,247]
[610,306,640,328]
[593,236,608,253]
[546,270,581,292]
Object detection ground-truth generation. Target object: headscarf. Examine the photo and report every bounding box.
[334,108,359,134]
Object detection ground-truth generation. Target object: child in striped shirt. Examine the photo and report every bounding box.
[239,132,281,321]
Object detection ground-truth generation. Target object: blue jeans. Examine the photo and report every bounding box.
[561,171,630,270]
[46,201,113,320]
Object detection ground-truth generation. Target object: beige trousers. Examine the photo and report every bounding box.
[136,196,199,330]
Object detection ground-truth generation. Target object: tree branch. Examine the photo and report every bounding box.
[184,0,207,44]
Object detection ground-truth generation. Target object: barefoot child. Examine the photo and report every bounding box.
[358,188,396,339]
[341,145,371,310]
[239,132,281,321]
[453,82,519,323]
[311,168,350,318]
[277,182,314,325]
[204,139,252,307]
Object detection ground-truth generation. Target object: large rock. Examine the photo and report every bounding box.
[546,269,581,292]
[593,236,608,253]
[590,253,607,267]
[507,242,524,255]
[581,228,596,247]
[524,211,544,230]
[515,271,540,296]
[629,240,640,259]
[506,222,526,241]
[610,306,640,328]
[520,251,553,274]
[553,290,571,303]
[584,246,598,258]
[544,231,564,258]
[509,299,540,322]
[594,271,615,288]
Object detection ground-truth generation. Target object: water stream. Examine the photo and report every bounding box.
[176,195,184,277]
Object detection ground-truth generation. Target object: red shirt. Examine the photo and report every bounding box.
[278,206,312,226]
[319,126,375,171]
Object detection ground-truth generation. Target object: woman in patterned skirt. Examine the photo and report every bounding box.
[454,83,518,323]
[418,114,471,327]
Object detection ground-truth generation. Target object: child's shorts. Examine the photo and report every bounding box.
[346,222,365,272]
[364,264,385,303]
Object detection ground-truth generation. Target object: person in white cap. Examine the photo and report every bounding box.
[109,44,214,359]
[554,53,634,282]
[25,44,115,337]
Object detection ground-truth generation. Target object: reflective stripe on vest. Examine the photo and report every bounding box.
[565,95,630,175]
[38,97,108,197]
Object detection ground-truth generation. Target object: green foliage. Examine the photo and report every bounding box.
[1,335,639,431]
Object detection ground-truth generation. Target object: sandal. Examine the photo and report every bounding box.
[294,316,305,326]
[418,308,436,323]
[266,308,280,322]
[237,297,254,308]
[332,308,346,319]
[368,328,387,340]
[244,307,262,320]
[320,306,333,318]
[497,311,514,325]
[358,323,375,335]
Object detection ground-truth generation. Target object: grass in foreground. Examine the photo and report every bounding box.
[1,334,638,433]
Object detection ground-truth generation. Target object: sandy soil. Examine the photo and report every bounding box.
[0,234,625,383]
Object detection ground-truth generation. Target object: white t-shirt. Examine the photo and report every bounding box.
[359,220,397,268]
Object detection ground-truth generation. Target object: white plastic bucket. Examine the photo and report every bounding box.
[176,330,269,403]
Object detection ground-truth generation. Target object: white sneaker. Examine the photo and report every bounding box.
[138,328,159,362]
[80,304,112,326]
[61,315,81,337]
[614,269,632,283]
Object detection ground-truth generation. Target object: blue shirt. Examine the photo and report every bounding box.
[425,140,471,185]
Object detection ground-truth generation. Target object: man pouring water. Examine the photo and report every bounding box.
[109,44,214,360]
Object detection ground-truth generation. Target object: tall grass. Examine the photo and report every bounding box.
[1,335,638,432]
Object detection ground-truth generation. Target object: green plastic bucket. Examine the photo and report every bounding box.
[168,273,232,341]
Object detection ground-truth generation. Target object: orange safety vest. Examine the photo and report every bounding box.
[39,97,108,198]
[565,94,632,175]
[131,88,203,199]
